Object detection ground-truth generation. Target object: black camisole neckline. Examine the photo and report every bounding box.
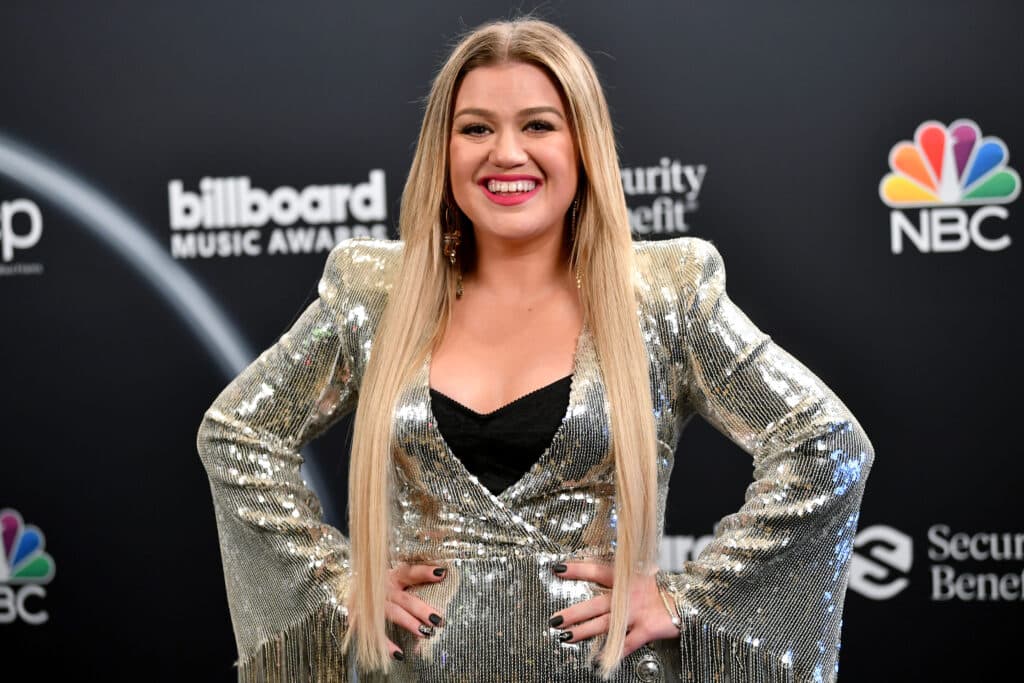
[429,375,573,496]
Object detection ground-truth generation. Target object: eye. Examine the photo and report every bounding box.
[459,123,491,136]
[525,119,555,132]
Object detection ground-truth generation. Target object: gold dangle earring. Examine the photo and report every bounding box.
[570,197,582,290]
[441,201,463,298]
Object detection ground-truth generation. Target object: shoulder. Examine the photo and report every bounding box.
[632,236,727,295]
[632,235,722,265]
[319,237,404,305]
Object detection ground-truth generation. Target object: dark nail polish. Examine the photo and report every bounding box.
[393,651,405,661]
[558,630,573,642]
[429,613,443,626]
[433,567,446,577]
[552,562,567,574]
[548,615,564,628]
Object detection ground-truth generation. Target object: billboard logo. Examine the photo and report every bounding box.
[0,508,56,625]
[850,524,913,600]
[167,171,389,259]
[0,199,44,276]
[880,120,1020,254]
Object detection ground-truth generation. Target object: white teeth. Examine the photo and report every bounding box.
[487,179,537,193]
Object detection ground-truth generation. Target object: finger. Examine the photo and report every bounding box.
[558,612,610,644]
[393,563,448,588]
[549,592,610,628]
[385,600,435,639]
[553,560,614,587]
[393,587,445,627]
[388,640,406,662]
[621,626,651,658]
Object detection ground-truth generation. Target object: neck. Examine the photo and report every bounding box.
[466,228,573,301]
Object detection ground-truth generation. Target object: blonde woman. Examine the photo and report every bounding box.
[197,18,873,683]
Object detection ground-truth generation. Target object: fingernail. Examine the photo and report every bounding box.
[558,630,573,642]
[418,624,435,637]
[393,651,405,661]
[548,614,564,628]
[429,613,443,626]
[433,567,446,577]
[552,562,567,574]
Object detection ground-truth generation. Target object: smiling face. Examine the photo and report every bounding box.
[449,61,579,248]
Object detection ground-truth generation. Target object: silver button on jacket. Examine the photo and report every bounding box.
[197,236,874,682]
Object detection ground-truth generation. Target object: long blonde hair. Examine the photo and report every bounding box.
[343,18,657,679]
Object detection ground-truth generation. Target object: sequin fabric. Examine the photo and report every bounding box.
[196,236,874,682]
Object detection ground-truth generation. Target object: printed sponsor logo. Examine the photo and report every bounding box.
[850,525,913,600]
[658,533,715,570]
[622,158,705,237]
[880,119,1020,253]
[849,523,1024,602]
[167,171,389,258]
[0,198,44,276]
[0,508,55,625]
[928,524,1024,602]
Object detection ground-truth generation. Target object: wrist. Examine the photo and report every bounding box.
[654,571,682,636]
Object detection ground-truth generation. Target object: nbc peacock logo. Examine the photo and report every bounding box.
[880,119,1020,254]
[0,508,56,625]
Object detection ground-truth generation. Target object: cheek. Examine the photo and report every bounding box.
[448,144,463,182]
[548,151,578,201]
[449,139,468,168]
[448,144,478,215]
[547,138,578,184]
[450,140,481,172]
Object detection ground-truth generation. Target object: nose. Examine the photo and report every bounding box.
[489,130,528,168]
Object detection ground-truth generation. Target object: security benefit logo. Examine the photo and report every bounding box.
[850,524,1024,602]
[167,170,389,258]
[880,119,1020,254]
[0,198,43,276]
[850,525,913,600]
[0,509,55,625]
[928,525,1024,602]
[622,158,706,237]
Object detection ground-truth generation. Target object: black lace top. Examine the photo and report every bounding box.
[429,375,573,496]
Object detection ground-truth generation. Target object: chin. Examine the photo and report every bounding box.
[469,208,557,237]
[474,220,553,242]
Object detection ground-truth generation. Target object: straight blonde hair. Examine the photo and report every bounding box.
[342,19,658,679]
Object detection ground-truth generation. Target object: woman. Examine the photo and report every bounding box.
[197,18,873,683]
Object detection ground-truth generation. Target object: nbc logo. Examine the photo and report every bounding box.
[0,509,56,625]
[880,119,1020,254]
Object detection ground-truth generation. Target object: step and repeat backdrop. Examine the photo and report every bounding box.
[2,2,1020,680]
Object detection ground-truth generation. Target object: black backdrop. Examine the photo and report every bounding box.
[2,1,1021,680]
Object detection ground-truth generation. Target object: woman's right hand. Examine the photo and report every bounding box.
[385,563,448,660]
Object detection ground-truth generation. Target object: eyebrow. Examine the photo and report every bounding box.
[452,106,565,120]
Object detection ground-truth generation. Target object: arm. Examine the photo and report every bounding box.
[660,237,874,683]
[196,238,393,680]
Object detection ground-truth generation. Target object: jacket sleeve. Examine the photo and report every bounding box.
[658,237,874,683]
[196,238,394,682]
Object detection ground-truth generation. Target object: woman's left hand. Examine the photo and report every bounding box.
[547,561,680,656]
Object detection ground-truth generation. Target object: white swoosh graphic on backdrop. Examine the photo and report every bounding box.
[0,130,331,505]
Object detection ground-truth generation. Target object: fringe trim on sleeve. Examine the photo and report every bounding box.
[678,613,798,683]
[235,603,350,683]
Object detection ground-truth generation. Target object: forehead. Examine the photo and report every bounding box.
[454,61,566,113]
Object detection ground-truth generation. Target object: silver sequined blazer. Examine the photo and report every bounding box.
[197,236,874,682]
